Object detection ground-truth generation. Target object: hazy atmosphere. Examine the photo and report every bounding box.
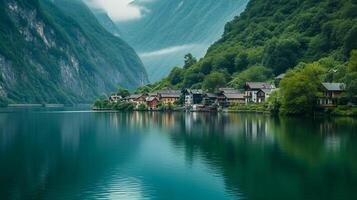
[1,0,357,199]
[86,0,249,81]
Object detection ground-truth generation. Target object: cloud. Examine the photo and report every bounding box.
[84,0,143,22]
[140,44,198,58]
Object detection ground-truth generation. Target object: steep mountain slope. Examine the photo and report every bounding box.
[151,0,357,90]
[88,7,122,37]
[116,0,249,81]
[0,0,147,105]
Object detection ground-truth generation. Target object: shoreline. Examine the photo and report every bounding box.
[5,104,91,108]
[1,105,355,117]
[91,107,357,117]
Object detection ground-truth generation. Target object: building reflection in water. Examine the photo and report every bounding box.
[105,112,282,145]
[0,111,357,200]
[121,112,276,143]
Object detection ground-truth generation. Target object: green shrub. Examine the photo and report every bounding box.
[331,106,357,116]
[229,103,270,113]
[137,104,148,111]
[112,101,135,111]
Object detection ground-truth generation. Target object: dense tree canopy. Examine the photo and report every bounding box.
[147,0,357,91]
[116,88,130,97]
[348,50,357,72]
[280,63,326,115]
[202,72,227,91]
[345,50,357,102]
[183,53,197,69]
[229,65,272,88]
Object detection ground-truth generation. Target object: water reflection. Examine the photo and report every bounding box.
[0,111,356,200]
[0,112,144,199]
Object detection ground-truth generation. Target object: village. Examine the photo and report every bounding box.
[104,76,346,112]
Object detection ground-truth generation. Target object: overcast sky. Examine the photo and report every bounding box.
[84,0,143,22]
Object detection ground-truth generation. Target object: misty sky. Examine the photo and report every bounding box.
[84,0,144,21]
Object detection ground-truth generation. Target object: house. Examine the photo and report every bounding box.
[218,88,245,107]
[216,94,227,107]
[126,94,147,105]
[255,89,273,103]
[158,89,181,105]
[109,94,122,103]
[183,89,203,107]
[244,82,275,103]
[224,93,246,105]
[203,93,218,106]
[146,96,160,110]
[218,88,241,94]
[318,83,345,107]
[148,92,158,97]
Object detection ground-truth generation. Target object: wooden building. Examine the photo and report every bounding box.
[183,89,203,107]
[224,93,246,105]
[146,97,160,110]
[126,94,147,105]
[217,88,245,107]
[244,82,275,103]
[158,89,181,105]
[203,93,218,106]
[109,94,122,103]
[318,83,345,107]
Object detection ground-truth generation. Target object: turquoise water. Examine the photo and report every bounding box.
[0,111,356,199]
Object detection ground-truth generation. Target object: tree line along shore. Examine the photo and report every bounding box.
[93,63,357,116]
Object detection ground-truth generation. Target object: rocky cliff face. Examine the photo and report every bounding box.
[0,0,148,105]
[115,0,249,81]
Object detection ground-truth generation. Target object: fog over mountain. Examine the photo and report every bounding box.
[88,0,249,82]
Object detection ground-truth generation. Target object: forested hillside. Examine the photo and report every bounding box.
[148,0,357,91]
[0,0,147,106]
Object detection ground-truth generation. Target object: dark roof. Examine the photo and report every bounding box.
[260,88,274,94]
[186,89,203,94]
[157,89,181,95]
[157,89,181,98]
[160,94,180,98]
[127,94,144,100]
[218,88,242,94]
[322,83,345,91]
[148,92,158,97]
[205,93,218,98]
[246,82,275,90]
[224,93,245,99]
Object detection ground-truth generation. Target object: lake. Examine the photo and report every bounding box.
[0,110,356,200]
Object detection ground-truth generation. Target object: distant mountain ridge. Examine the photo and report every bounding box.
[115,0,249,82]
[0,0,148,105]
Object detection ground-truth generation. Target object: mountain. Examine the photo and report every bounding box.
[115,0,249,82]
[148,0,357,90]
[87,7,122,37]
[0,0,148,106]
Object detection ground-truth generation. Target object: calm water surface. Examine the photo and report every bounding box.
[0,110,357,200]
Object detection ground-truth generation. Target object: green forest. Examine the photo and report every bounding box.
[137,0,357,115]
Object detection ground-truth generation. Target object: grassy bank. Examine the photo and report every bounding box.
[228,103,357,117]
[227,103,272,114]
[329,106,357,116]
[93,99,184,112]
